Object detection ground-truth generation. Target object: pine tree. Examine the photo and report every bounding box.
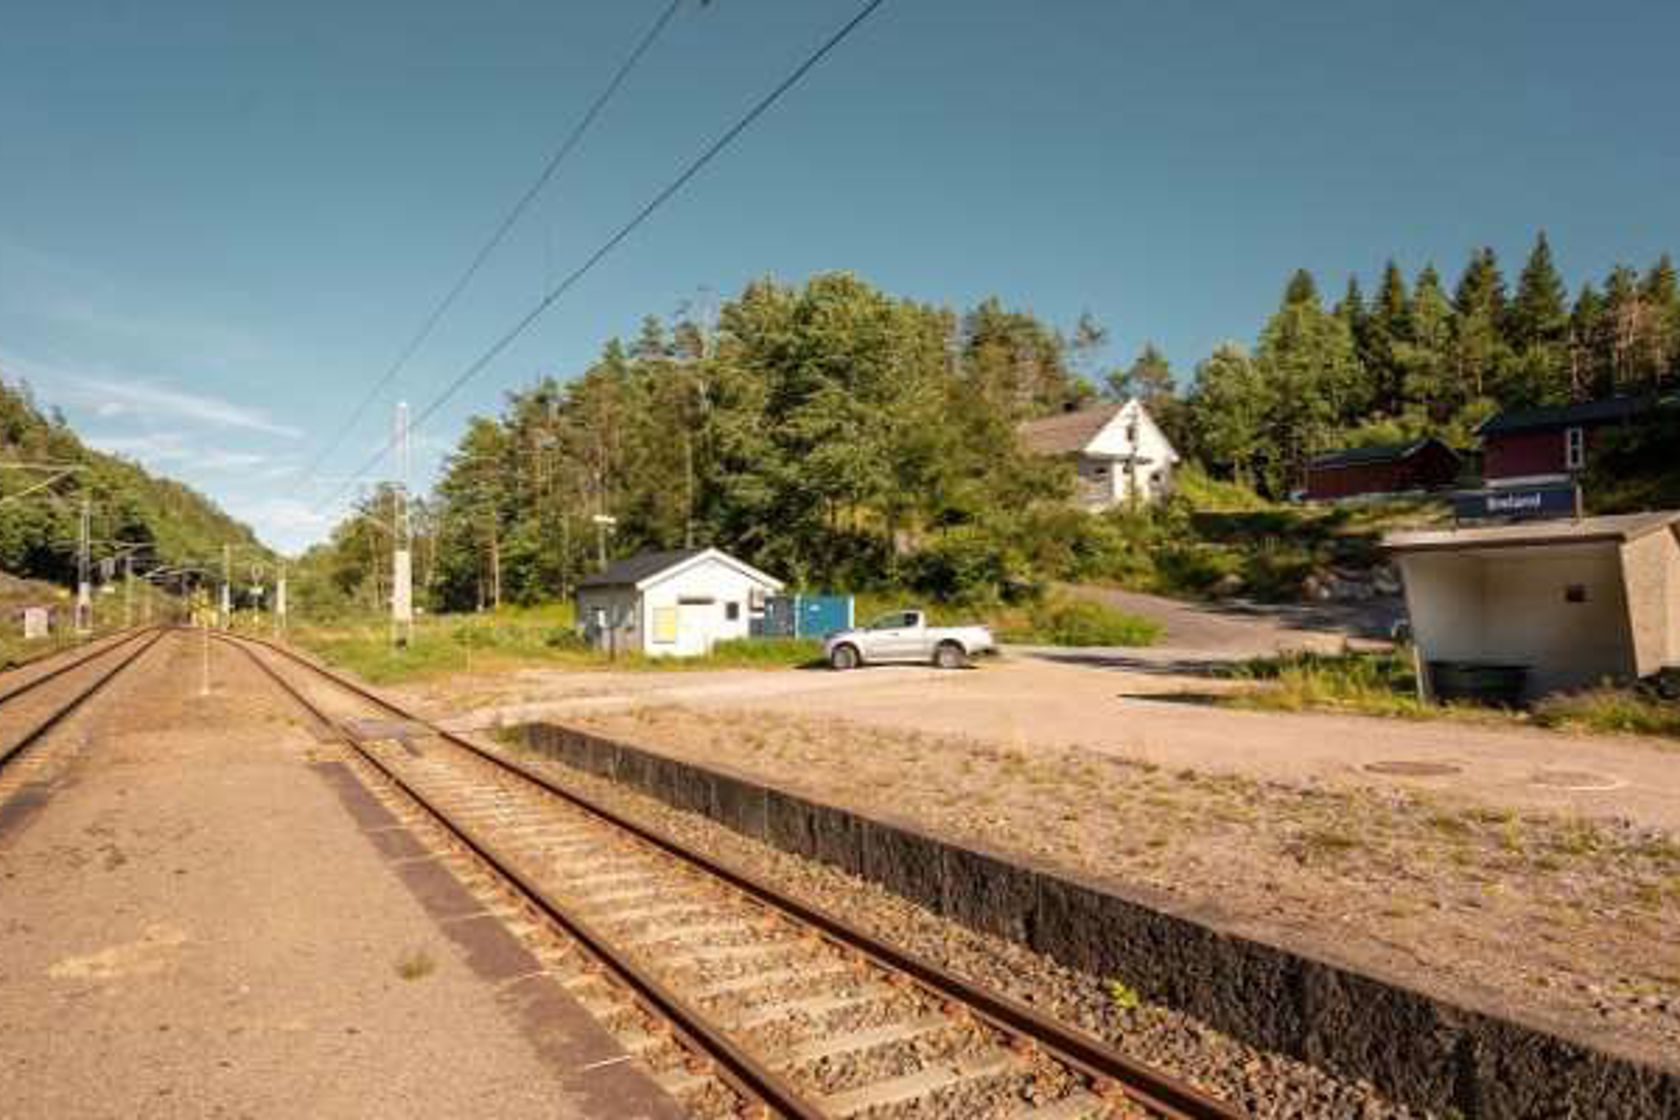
[1509,232,1569,349]
[1367,260,1411,415]
[1398,265,1457,421]
[1640,254,1680,388]
[1568,284,1607,400]
[1602,265,1644,393]
[1451,246,1510,401]
[1497,232,1571,405]
[1283,269,1320,307]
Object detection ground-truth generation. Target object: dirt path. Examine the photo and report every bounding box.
[0,631,670,1119]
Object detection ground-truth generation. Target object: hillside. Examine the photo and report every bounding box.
[0,377,268,587]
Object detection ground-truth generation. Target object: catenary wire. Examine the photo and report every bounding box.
[312,0,889,515]
[302,0,686,487]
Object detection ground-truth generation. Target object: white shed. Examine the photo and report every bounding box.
[575,547,784,658]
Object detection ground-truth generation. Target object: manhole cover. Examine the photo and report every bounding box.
[1364,760,1463,777]
[1530,769,1625,791]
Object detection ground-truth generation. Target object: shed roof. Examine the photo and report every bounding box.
[1017,403,1124,455]
[1308,438,1457,471]
[1476,395,1665,437]
[576,546,784,592]
[1384,510,1680,554]
[577,548,705,589]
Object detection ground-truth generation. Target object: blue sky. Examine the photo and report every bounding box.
[3,0,1678,552]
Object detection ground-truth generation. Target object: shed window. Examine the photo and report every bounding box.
[725,602,740,621]
[1565,426,1585,470]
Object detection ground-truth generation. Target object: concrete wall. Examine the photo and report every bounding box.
[517,722,1680,1119]
[1400,542,1636,696]
[1619,528,1680,675]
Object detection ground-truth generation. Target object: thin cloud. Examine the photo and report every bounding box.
[85,430,285,474]
[69,376,302,439]
[0,348,302,439]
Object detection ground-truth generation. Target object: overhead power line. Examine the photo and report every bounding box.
[303,0,686,485]
[315,0,889,514]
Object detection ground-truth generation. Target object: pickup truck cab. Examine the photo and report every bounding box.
[823,609,995,670]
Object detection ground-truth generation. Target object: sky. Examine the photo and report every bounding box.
[2,0,1679,553]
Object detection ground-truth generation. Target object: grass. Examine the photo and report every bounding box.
[394,947,435,980]
[1534,686,1680,739]
[996,595,1162,647]
[283,603,822,684]
[1225,648,1680,741]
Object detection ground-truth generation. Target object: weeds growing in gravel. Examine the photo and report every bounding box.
[395,947,435,980]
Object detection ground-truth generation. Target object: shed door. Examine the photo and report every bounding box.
[678,596,716,654]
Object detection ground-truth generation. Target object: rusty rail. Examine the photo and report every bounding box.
[0,628,165,774]
[225,631,1245,1120]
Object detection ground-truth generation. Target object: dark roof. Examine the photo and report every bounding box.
[1017,404,1124,455]
[1476,395,1664,437]
[1308,438,1457,471]
[577,548,705,589]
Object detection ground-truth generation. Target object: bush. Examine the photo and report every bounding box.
[1003,596,1161,647]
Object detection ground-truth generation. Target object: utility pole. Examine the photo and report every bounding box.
[592,513,617,570]
[122,552,133,628]
[275,559,288,637]
[75,496,92,635]
[220,543,232,629]
[391,402,414,648]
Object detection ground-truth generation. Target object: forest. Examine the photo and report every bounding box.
[302,233,1680,612]
[0,378,268,586]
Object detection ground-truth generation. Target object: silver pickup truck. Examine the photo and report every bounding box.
[823,609,995,670]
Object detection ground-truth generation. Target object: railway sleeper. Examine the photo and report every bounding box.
[817,1048,1018,1117]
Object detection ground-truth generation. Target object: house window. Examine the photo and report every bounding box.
[1564,426,1585,471]
[725,602,740,621]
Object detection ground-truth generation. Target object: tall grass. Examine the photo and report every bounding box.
[286,605,820,683]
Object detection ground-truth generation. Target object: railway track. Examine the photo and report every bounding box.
[220,631,1244,1120]
[0,627,164,778]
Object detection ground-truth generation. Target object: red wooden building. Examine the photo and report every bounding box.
[1304,438,1462,500]
[1478,396,1660,487]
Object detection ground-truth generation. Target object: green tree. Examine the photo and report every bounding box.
[1252,273,1361,494]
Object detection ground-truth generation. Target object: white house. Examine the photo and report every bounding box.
[575,547,784,658]
[1017,399,1179,510]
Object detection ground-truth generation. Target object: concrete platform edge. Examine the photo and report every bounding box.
[516,721,1680,1120]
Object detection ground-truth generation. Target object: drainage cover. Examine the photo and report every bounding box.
[1364,760,1463,777]
[1530,768,1624,791]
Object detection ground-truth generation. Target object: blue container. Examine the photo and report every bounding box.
[793,594,853,639]
[756,594,853,639]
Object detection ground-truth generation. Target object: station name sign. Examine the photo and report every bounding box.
[1452,484,1579,522]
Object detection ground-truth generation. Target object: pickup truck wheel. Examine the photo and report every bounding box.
[933,641,967,670]
[829,644,860,671]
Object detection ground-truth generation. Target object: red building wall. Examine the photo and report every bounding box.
[1483,429,1578,481]
[1305,443,1460,500]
